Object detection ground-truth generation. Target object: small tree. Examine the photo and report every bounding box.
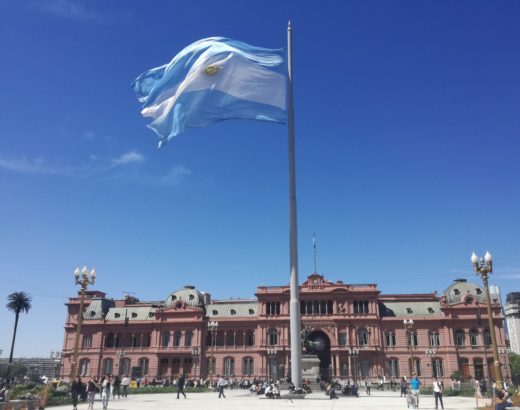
[0,363,27,379]
[509,352,520,386]
[6,291,32,378]
[450,371,463,381]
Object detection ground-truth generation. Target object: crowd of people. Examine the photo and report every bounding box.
[2,370,517,409]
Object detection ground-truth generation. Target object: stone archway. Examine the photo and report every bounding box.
[306,330,332,380]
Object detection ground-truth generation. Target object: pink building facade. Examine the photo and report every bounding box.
[61,274,509,384]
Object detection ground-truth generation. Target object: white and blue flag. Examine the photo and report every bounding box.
[133,37,287,147]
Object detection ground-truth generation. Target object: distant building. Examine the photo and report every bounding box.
[0,356,61,378]
[61,274,509,383]
[505,292,520,354]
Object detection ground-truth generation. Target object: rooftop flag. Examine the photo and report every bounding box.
[132,37,287,147]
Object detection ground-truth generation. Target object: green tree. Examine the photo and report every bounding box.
[0,363,27,379]
[509,352,520,386]
[6,291,32,378]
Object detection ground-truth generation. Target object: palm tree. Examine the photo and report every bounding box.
[6,291,32,377]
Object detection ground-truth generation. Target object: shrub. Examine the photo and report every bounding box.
[450,371,463,381]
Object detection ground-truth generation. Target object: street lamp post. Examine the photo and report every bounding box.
[208,321,218,385]
[404,319,416,376]
[117,349,126,376]
[471,251,503,390]
[267,348,277,380]
[498,349,509,380]
[191,347,200,379]
[50,351,62,379]
[70,266,96,380]
[425,349,437,380]
[348,348,359,386]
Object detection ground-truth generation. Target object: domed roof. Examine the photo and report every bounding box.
[443,278,485,304]
[165,285,206,308]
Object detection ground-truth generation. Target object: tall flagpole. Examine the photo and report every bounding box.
[287,21,302,389]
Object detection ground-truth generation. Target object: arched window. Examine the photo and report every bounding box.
[429,332,441,347]
[408,358,421,376]
[105,333,114,348]
[162,332,170,347]
[360,358,371,377]
[120,358,131,376]
[242,357,254,375]
[174,331,182,347]
[432,359,444,378]
[483,330,491,346]
[206,357,216,375]
[387,358,399,377]
[142,333,151,347]
[138,358,149,376]
[469,329,479,346]
[226,331,234,346]
[407,332,418,347]
[268,328,278,346]
[474,358,484,380]
[385,332,396,347]
[455,330,465,346]
[185,331,193,347]
[224,357,234,376]
[358,328,369,346]
[246,330,255,346]
[320,300,327,314]
[102,358,113,375]
[79,359,90,376]
[114,333,121,348]
[82,335,92,348]
[459,357,470,379]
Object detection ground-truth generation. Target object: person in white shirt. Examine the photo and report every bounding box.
[433,377,444,410]
[217,376,226,398]
[121,376,130,398]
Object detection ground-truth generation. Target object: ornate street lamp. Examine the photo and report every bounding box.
[51,351,62,379]
[191,347,200,379]
[348,347,359,386]
[208,321,218,384]
[117,349,126,376]
[471,251,503,390]
[498,349,509,380]
[404,319,416,376]
[70,266,96,379]
[267,348,277,380]
[425,349,437,379]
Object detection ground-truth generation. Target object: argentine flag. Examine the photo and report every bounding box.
[133,37,287,147]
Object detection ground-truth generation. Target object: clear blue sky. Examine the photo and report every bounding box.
[0,0,519,357]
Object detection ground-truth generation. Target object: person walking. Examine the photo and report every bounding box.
[410,375,421,408]
[433,377,444,409]
[112,376,121,399]
[217,375,226,398]
[176,374,186,399]
[400,378,407,397]
[101,375,111,410]
[86,377,97,409]
[364,378,371,395]
[121,375,130,398]
[71,376,83,410]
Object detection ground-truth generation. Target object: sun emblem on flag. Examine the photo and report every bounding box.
[204,65,221,75]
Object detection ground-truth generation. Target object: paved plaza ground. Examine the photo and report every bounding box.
[49,389,497,410]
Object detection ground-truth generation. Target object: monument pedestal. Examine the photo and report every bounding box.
[301,354,320,380]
